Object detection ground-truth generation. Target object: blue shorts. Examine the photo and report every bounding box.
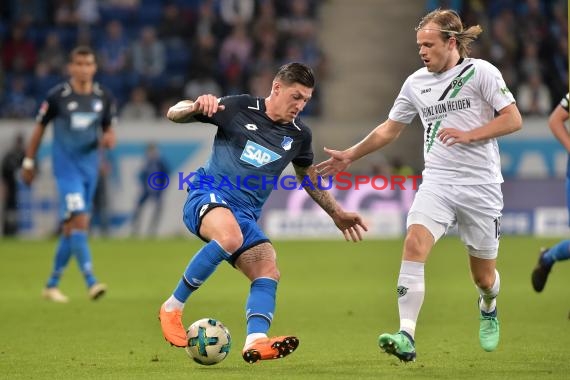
[182,189,270,266]
[55,175,97,221]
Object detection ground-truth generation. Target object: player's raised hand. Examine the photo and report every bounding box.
[332,210,368,242]
[193,94,225,117]
[315,147,352,177]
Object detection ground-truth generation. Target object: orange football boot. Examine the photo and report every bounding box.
[242,336,299,363]
[158,305,188,347]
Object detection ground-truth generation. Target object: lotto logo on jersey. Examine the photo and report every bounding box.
[240,140,282,168]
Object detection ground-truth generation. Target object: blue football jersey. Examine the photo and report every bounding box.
[193,94,314,215]
[36,82,116,180]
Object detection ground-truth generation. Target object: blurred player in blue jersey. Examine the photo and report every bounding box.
[532,93,570,295]
[131,142,169,237]
[22,46,117,303]
[159,62,368,363]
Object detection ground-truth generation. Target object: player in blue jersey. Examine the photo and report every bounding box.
[22,46,117,303]
[131,143,169,237]
[532,93,570,296]
[159,62,368,363]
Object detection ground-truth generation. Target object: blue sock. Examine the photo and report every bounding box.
[246,277,278,335]
[543,240,570,266]
[172,240,229,303]
[46,235,72,288]
[70,230,97,288]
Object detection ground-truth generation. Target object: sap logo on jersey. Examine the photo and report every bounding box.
[240,140,282,167]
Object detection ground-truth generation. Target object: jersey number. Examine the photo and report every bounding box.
[65,193,85,212]
[493,216,501,240]
[451,78,464,90]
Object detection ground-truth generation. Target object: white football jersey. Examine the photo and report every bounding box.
[389,58,515,185]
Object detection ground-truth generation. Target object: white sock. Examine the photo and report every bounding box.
[397,260,425,339]
[478,269,500,313]
[244,333,267,346]
[163,295,185,312]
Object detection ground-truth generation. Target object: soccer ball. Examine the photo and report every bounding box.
[185,318,231,365]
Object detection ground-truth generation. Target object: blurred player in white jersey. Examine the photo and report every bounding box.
[317,9,522,361]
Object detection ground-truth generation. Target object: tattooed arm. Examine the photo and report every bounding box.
[293,164,368,242]
[166,94,225,123]
[294,164,341,216]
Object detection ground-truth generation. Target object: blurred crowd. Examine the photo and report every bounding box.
[429,0,568,115]
[0,0,326,119]
[0,1,566,121]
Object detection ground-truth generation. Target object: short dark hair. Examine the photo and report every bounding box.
[69,45,95,61]
[274,62,315,88]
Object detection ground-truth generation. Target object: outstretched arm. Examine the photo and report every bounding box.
[166,94,226,123]
[315,119,406,177]
[548,102,570,152]
[293,164,368,242]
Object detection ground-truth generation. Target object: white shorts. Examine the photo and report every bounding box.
[407,182,503,259]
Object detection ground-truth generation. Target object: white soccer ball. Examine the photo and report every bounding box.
[185,318,231,365]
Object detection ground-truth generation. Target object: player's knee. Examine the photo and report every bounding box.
[258,266,280,281]
[239,260,280,282]
[473,273,494,290]
[66,213,89,232]
[403,233,429,261]
[215,233,243,254]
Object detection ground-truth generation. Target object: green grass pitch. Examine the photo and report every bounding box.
[1,236,570,379]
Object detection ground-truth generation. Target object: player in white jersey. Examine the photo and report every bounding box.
[316,9,522,361]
